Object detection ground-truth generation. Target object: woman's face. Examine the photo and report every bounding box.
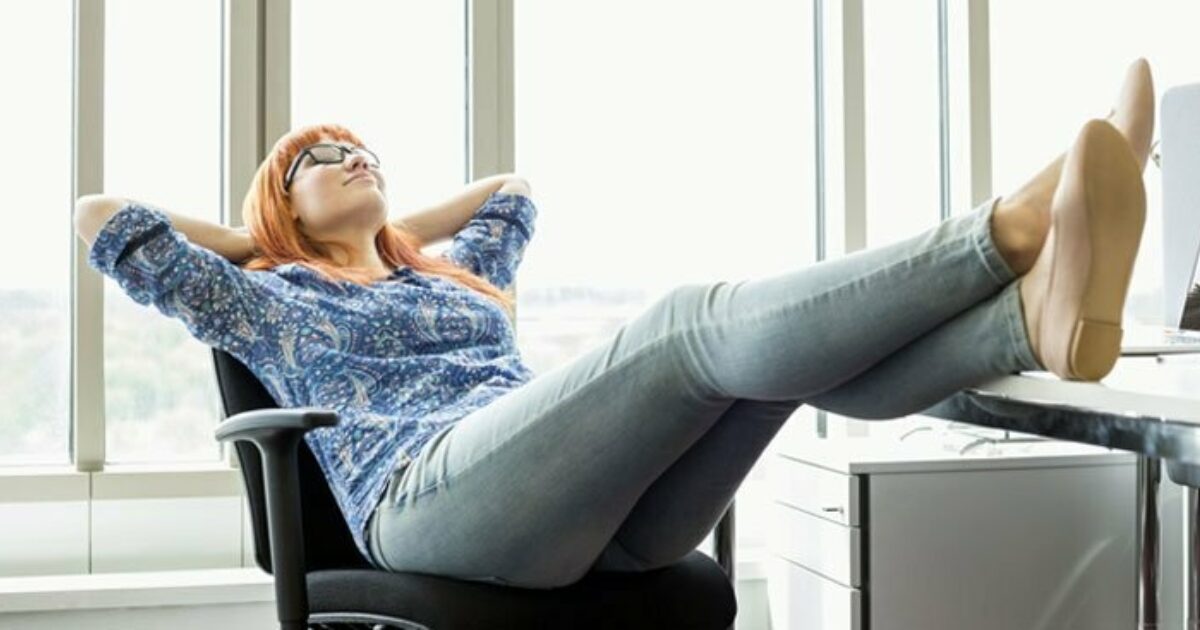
[285,137,389,236]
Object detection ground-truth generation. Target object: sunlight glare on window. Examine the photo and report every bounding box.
[103,0,223,463]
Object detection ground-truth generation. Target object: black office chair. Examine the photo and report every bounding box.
[210,348,739,629]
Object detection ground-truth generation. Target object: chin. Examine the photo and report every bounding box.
[348,190,386,207]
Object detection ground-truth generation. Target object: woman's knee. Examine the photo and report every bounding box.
[654,281,735,323]
[648,282,707,323]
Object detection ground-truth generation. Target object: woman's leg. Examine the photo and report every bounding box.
[807,281,1040,418]
[586,109,1153,575]
[366,195,1020,589]
[587,397,802,573]
[585,93,1157,577]
[546,61,1157,578]
[657,193,1019,402]
[587,283,1038,575]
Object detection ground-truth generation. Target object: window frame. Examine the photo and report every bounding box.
[4,0,999,576]
[0,0,512,575]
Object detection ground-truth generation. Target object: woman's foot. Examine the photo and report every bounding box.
[1108,57,1156,170]
[991,58,1155,275]
[1018,119,1146,381]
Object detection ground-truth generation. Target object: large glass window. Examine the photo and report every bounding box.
[291,0,467,235]
[991,0,1200,326]
[103,0,223,463]
[0,1,73,466]
[863,0,942,247]
[515,0,816,556]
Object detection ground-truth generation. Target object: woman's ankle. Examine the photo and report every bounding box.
[990,196,1048,275]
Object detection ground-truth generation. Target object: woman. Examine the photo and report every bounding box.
[75,59,1155,590]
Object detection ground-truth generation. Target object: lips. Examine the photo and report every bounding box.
[345,173,374,185]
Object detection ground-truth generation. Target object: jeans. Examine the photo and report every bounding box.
[365,195,1042,589]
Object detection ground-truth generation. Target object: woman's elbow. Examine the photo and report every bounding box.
[74,194,126,217]
[498,177,532,197]
[73,195,125,247]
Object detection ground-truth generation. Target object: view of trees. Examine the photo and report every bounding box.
[0,289,70,464]
[0,285,225,466]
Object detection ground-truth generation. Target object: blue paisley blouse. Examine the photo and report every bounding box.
[86,192,538,559]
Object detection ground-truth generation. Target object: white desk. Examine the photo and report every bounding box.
[925,355,1200,630]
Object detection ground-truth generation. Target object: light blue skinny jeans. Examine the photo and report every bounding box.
[366,196,1043,588]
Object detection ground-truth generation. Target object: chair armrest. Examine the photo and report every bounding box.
[214,407,338,443]
[214,407,339,630]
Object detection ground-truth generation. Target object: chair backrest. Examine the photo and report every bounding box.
[210,348,372,572]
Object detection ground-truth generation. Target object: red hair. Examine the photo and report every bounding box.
[239,123,515,318]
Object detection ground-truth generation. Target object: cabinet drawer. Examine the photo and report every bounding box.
[766,555,862,630]
[769,501,861,587]
[770,454,861,526]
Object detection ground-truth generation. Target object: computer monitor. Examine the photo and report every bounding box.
[1161,83,1200,329]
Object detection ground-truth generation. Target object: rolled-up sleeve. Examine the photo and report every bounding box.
[441,192,537,291]
[86,202,272,357]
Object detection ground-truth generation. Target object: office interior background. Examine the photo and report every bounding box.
[1,0,1197,628]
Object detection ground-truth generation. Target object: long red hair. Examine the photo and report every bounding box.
[239,123,515,318]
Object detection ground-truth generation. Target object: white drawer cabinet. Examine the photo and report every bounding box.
[772,455,861,527]
[766,428,1138,630]
[766,554,862,630]
[770,501,861,587]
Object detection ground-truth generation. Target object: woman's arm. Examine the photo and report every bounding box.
[78,195,276,358]
[75,194,254,262]
[393,174,532,248]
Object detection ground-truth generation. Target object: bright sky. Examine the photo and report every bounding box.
[1,0,72,292]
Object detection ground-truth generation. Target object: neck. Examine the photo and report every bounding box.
[326,233,391,276]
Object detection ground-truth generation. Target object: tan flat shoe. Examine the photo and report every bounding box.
[1028,119,1146,381]
[1109,57,1156,171]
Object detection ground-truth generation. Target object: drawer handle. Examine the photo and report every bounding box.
[822,506,844,514]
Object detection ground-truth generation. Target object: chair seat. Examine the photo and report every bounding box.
[307,549,737,629]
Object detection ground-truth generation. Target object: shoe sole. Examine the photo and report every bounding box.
[1042,119,1146,381]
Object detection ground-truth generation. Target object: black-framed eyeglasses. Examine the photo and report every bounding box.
[284,143,381,190]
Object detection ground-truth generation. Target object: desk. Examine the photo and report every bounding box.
[709,355,1200,629]
[922,355,1200,630]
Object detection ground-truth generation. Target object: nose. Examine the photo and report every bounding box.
[344,150,370,171]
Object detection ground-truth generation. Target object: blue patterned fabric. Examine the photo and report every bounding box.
[86,192,538,558]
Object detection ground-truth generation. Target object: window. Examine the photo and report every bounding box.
[514,0,816,555]
[991,0,1200,326]
[863,0,942,247]
[0,1,74,466]
[103,0,223,463]
[291,0,467,237]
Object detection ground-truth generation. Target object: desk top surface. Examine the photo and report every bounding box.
[972,355,1200,424]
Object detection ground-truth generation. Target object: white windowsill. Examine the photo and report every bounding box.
[0,462,238,477]
[0,552,767,614]
[0,568,274,614]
